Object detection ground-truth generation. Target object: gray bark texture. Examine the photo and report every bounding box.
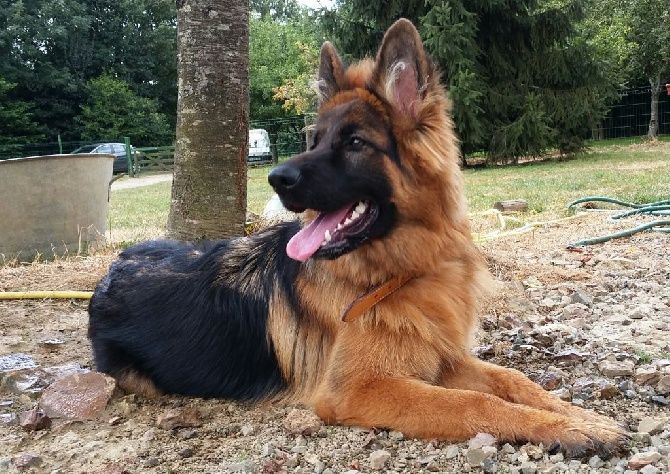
[648,74,661,139]
[167,0,249,240]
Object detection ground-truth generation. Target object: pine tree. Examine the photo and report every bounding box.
[323,0,614,163]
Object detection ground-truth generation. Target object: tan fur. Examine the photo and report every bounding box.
[117,370,164,399]
[266,19,626,453]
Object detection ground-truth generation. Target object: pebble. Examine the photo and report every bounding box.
[39,372,116,420]
[468,432,497,449]
[283,408,323,436]
[12,452,42,468]
[638,418,667,435]
[223,460,255,472]
[444,444,460,459]
[466,446,497,467]
[599,359,635,377]
[369,450,391,470]
[18,408,52,431]
[156,407,203,429]
[628,451,662,469]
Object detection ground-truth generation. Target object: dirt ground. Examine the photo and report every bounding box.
[0,211,669,473]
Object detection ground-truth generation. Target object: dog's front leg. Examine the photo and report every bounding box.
[314,376,625,457]
[441,356,623,427]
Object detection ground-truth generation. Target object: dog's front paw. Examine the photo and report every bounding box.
[554,420,629,459]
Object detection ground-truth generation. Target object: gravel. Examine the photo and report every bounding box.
[0,214,669,473]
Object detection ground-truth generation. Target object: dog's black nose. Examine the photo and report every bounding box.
[268,165,301,192]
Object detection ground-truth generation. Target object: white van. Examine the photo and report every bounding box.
[248,129,272,164]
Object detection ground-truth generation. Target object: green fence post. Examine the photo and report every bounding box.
[57,135,63,154]
[124,137,134,177]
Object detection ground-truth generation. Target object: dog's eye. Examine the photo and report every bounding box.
[348,136,365,150]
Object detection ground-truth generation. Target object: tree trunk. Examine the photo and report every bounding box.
[167,0,249,240]
[648,74,661,139]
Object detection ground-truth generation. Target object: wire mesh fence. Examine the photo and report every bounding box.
[2,88,668,161]
[591,86,670,140]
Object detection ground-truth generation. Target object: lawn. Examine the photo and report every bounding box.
[108,142,670,242]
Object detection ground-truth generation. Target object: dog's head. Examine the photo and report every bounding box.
[268,19,467,272]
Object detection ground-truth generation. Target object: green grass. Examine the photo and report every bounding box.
[109,142,670,242]
[464,145,670,217]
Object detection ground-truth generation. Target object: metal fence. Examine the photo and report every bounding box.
[591,86,670,140]
[2,89,668,161]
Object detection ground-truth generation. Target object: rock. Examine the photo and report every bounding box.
[369,450,391,470]
[444,444,460,459]
[12,452,42,468]
[0,353,37,372]
[553,349,586,363]
[283,408,323,436]
[571,288,593,306]
[466,446,497,467]
[144,456,161,467]
[628,451,662,469]
[240,423,255,436]
[92,463,131,474]
[303,453,320,465]
[1,413,18,426]
[40,372,116,419]
[628,307,648,319]
[18,408,52,431]
[285,453,299,468]
[2,363,90,398]
[562,303,589,319]
[519,461,537,474]
[656,375,670,395]
[635,366,661,385]
[599,359,635,377]
[2,367,55,398]
[536,372,563,390]
[637,418,667,435]
[223,460,255,473]
[520,444,544,460]
[639,465,660,474]
[596,379,619,399]
[388,430,404,441]
[468,432,497,449]
[588,455,604,468]
[651,395,668,406]
[156,407,203,429]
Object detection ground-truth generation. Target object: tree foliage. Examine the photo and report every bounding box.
[0,78,45,147]
[0,0,177,142]
[249,12,320,120]
[583,0,670,138]
[323,0,616,161]
[76,74,173,145]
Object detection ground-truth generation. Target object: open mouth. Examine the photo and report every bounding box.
[286,200,378,262]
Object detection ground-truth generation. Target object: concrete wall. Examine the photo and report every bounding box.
[0,154,114,261]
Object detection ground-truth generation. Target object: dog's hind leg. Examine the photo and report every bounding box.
[315,376,626,458]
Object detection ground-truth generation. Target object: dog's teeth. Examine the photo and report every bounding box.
[324,230,332,242]
[351,210,360,220]
[336,223,343,231]
[355,202,367,213]
[343,218,353,226]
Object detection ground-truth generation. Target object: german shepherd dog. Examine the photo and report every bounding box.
[89,19,626,455]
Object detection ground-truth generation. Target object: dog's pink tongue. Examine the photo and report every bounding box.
[286,205,353,262]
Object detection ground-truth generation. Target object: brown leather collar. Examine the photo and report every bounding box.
[341,275,414,322]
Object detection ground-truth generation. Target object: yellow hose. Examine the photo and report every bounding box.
[0,291,93,300]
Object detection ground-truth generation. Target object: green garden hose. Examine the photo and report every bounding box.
[566,197,670,246]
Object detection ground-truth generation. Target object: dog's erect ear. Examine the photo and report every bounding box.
[373,19,431,118]
[316,42,347,106]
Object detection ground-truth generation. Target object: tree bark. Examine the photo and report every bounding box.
[648,74,661,139]
[167,0,249,240]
